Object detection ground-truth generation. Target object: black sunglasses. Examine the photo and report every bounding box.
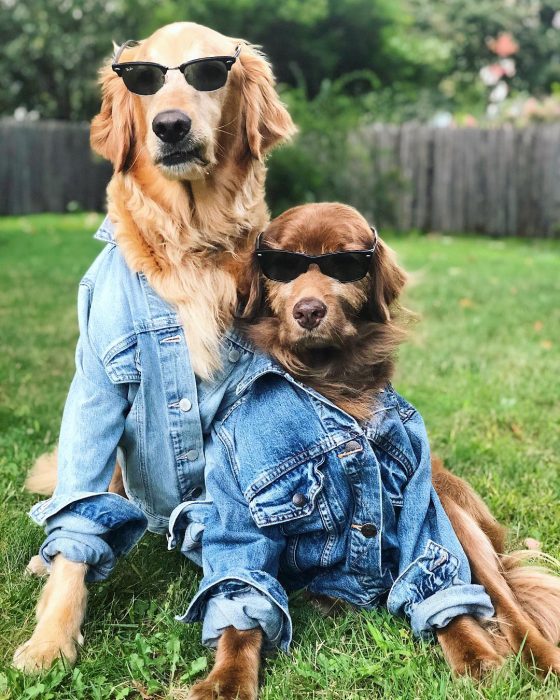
[255,228,378,283]
[112,44,241,95]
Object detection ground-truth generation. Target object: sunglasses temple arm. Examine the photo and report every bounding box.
[113,39,140,64]
[370,226,379,252]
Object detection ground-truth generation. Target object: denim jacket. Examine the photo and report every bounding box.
[169,353,494,650]
[29,218,254,581]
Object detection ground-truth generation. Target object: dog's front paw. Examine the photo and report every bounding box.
[13,631,81,673]
[25,555,49,578]
[457,649,505,680]
[437,616,505,680]
[186,674,257,700]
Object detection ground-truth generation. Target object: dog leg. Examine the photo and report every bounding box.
[187,627,263,700]
[441,496,560,674]
[13,555,88,672]
[437,615,505,678]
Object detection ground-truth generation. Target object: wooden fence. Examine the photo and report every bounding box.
[1,119,559,237]
[0,119,111,215]
[343,122,560,238]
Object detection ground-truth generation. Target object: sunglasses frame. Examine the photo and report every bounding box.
[111,44,241,94]
[255,227,379,283]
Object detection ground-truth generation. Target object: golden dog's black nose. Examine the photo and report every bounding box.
[152,110,192,144]
[293,298,327,330]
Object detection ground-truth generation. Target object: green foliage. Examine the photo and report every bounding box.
[1,0,558,123]
[407,0,560,107]
[0,0,145,120]
[0,0,413,120]
[0,215,559,698]
[266,78,414,216]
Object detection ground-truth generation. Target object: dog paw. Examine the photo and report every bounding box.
[186,677,257,700]
[13,633,80,673]
[25,555,49,578]
[455,649,505,680]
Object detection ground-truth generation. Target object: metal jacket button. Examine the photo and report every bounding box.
[292,493,307,507]
[186,449,199,461]
[179,398,192,412]
[228,349,241,363]
[360,523,378,538]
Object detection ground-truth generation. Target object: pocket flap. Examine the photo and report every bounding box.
[103,334,141,384]
[248,456,325,528]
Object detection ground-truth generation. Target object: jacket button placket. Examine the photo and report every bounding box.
[160,328,204,500]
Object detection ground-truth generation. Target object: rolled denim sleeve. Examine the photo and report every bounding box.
[29,280,147,581]
[386,410,494,636]
[177,431,292,651]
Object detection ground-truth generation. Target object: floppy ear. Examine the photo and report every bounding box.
[367,236,408,322]
[238,46,296,160]
[237,251,266,320]
[90,62,137,172]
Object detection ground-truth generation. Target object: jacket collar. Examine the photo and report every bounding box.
[94,216,116,244]
[236,350,398,416]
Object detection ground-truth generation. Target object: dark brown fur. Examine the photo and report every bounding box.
[192,202,560,697]
[239,203,408,421]
[185,628,263,700]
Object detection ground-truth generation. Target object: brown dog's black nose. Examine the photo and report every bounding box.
[152,110,192,144]
[293,298,327,330]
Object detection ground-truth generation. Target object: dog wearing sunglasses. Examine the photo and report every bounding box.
[183,203,560,700]
[14,22,295,672]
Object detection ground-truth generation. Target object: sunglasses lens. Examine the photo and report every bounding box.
[257,252,308,282]
[120,65,164,95]
[319,253,371,282]
[184,60,229,91]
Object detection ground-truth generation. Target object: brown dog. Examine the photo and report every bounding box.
[13,22,295,673]
[186,203,560,699]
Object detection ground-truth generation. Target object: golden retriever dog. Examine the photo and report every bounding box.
[184,203,560,700]
[13,21,294,672]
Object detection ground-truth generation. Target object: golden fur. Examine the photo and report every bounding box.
[14,21,294,674]
[91,22,295,377]
[240,203,409,420]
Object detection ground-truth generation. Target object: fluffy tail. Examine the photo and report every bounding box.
[24,449,125,497]
[25,450,58,495]
[503,551,560,646]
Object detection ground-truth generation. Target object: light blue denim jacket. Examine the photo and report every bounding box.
[29,218,254,581]
[169,354,494,650]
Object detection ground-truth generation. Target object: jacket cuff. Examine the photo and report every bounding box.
[40,530,115,582]
[178,569,292,652]
[408,583,494,637]
[31,493,148,582]
[387,540,494,637]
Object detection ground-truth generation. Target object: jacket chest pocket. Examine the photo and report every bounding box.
[104,336,141,384]
[247,455,337,536]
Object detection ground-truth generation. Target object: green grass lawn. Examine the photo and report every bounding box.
[0,214,559,700]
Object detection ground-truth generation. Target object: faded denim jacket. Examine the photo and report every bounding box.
[169,353,494,651]
[29,218,254,581]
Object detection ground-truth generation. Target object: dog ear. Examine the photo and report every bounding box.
[237,252,266,320]
[90,57,137,172]
[237,46,296,160]
[367,235,407,322]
